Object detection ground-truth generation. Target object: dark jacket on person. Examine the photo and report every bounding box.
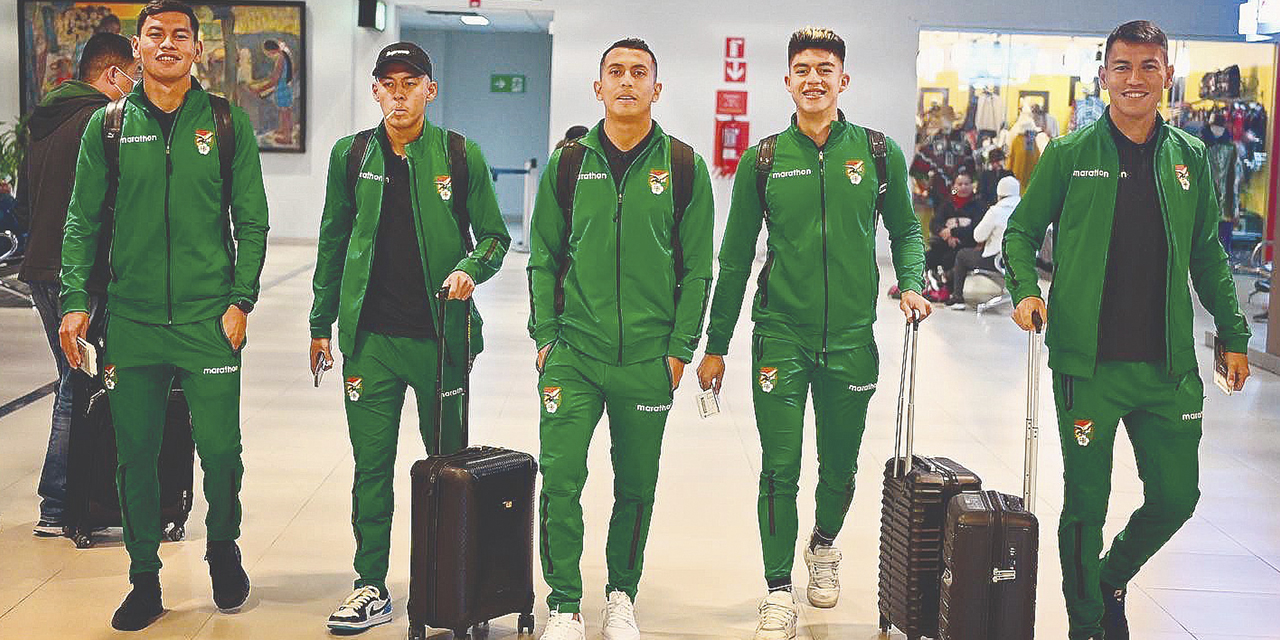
[930,194,985,246]
[15,80,110,285]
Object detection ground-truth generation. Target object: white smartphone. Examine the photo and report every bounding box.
[696,390,720,418]
[76,337,98,377]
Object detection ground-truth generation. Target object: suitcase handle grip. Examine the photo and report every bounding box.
[892,312,921,478]
[434,287,472,453]
[1023,311,1043,510]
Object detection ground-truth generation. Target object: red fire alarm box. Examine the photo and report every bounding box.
[714,119,750,177]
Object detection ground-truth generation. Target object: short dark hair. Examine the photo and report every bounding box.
[1105,20,1168,64]
[263,39,280,51]
[136,0,200,38]
[78,32,133,80]
[788,27,845,65]
[600,38,657,76]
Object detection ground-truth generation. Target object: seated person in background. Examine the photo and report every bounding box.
[977,148,1013,207]
[924,171,984,296]
[948,175,1020,308]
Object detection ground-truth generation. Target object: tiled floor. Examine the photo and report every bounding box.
[1,242,1277,639]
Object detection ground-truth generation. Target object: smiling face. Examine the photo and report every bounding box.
[954,173,974,198]
[373,64,436,130]
[1100,40,1172,122]
[785,48,848,116]
[594,47,661,120]
[133,11,202,85]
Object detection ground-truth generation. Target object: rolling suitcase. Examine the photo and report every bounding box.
[878,315,983,640]
[65,311,194,549]
[408,289,537,640]
[937,316,1043,639]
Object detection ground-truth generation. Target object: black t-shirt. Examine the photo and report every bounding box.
[598,123,656,186]
[1097,116,1168,362]
[358,134,434,338]
[139,92,178,140]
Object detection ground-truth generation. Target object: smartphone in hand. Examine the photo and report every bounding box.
[1213,335,1233,396]
[313,350,333,388]
[75,337,98,377]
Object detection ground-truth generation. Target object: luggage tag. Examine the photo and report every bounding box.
[695,390,720,418]
[75,337,98,377]
[1213,335,1233,396]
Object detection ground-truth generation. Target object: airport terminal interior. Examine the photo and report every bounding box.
[1,0,1279,638]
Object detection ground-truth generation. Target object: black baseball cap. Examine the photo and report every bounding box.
[372,41,432,78]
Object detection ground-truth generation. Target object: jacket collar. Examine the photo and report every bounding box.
[126,77,206,112]
[579,119,666,156]
[1099,107,1168,151]
[788,109,850,149]
[375,116,441,159]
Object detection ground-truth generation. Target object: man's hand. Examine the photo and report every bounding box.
[697,353,726,394]
[59,312,90,369]
[222,305,247,350]
[1225,352,1251,391]
[310,337,333,374]
[939,227,953,241]
[442,270,476,300]
[536,342,554,372]
[900,289,933,321]
[668,356,685,392]
[1012,297,1047,331]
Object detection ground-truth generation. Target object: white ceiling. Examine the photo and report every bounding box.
[398,6,553,33]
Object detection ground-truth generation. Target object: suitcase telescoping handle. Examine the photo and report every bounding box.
[433,287,472,452]
[1022,311,1044,511]
[892,311,921,478]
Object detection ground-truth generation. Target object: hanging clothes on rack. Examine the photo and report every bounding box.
[1072,95,1105,130]
[974,89,1006,134]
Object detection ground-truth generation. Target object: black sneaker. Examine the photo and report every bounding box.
[111,573,164,631]
[32,520,65,537]
[327,585,393,633]
[1101,582,1129,640]
[206,540,251,612]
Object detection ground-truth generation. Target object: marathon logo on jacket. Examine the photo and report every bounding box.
[441,387,464,398]
[203,365,239,375]
[1071,169,1110,178]
[844,159,865,185]
[543,386,561,413]
[636,402,673,412]
[359,171,388,183]
[849,382,876,392]
[345,377,363,402]
[759,367,778,393]
[649,169,669,195]
[577,171,610,181]
[194,129,214,156]
[120,134,159,145]
[1073,419,1094,446]
[1182,411,1203,421]
[103,364,118,390]
[435,175,452,201]
[770,168,812,179]
[1174,164,1191,190]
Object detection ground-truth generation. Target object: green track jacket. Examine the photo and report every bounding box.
[704,117,926,355]
[61,81,269,323]
[310,120,510,360]
[527,121,714,364]
[1003,110,1250,377]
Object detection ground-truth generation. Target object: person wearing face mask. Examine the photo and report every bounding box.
[309,41,510,634]
[59,0,270,629]
[16,31,135,541]
[696,27,930,640]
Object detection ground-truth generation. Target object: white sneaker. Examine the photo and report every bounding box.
[601,591,640,640]
[754,590,797,640]
[540,609,585,640]
[326,585,392,632]
[804,544,842,608]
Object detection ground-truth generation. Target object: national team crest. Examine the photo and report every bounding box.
[103,365,117,390]
[1174,164,1190,191]
[194,129,213,156]
[758,367,778,393]
[542,386,562,413]
[649,169,669,195]
[435,175,453,201]
[345,377,363,402]
[845,159,865,185]
[1073,419,1094,447]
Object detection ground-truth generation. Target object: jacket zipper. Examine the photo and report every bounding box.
[615,190,625,364]
[161,97,190,325]
[818,149,830,353]
[1152,136,1177,375]
[404,154,443,352]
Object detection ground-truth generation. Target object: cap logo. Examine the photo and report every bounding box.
[386,49,411,56]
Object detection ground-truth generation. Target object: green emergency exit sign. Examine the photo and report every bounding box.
[490,74,526,93]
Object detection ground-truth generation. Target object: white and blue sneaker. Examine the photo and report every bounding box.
[327,585,393,633]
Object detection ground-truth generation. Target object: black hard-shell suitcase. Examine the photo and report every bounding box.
[877,316,983,640]
[65,311,194,549]
[937,316,1043,640]
[407,290,537,640]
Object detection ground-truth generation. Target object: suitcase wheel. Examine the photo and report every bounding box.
[518,612,535,635]
[407,624,427,640]
[72,532,95,549]
[165,524,185,542]
[877,612,889,634]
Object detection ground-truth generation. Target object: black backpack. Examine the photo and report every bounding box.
[754,125,890,224]
[345,128,474,252]
[550,135,695,313]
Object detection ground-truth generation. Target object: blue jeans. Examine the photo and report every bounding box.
[29,281,101,523]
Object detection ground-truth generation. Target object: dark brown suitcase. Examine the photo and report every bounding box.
[407,290,537,640]
[937,315,1043,640]
[877,316,982,640]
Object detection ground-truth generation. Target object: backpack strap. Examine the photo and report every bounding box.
[446,129,474,253]
[668,136,695,283]
[345,128,376,204]
[755,134,779,222]
[101,97,127,212]
[865,127,890,224]
[208,94,235,213]
[552,140,587,315]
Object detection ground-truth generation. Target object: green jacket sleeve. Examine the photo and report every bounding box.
[309,137,357,340]
[667,153,715,363]
[453,139,511,283]
[526,149,566,349]
[1003,139,1066,305]
[704,146,763,356]
[227,107,270,309]
[1188,147,1251,353]
[883,138,926,293]
[60,107,109,315]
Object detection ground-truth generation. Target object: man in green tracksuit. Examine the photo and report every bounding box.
[528,38,713,640]
[1004,21,1251,640]
[696,28,931,640]
[58,1,267,631]
[309,42,509,633]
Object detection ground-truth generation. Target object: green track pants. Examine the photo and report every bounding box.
[342,330,464,592]
[751,334,878,585]
[1054,361,1204,640]
[104,315,244,576]
[536,342,675,614]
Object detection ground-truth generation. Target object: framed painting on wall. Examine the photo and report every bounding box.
[17,1,307,152]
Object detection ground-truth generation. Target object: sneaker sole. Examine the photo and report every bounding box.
[32,529,63,537]
[327,608,393,634]
[215,584,250,613]
[111,608,165,632]
[601,628,641,640]
[806,593,838,608]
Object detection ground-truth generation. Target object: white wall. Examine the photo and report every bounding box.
[0,0,1250,239]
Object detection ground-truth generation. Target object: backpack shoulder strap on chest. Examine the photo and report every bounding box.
[755,134,779,221]
[345,128,376,205]
[101,97,127,207]
[667,136,696,279]
[446,129,474,253]
[552,140,587,315]
[208,94,235,212]
[864,127,890,223]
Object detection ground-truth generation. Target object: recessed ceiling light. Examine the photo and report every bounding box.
[460,14,490,26]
